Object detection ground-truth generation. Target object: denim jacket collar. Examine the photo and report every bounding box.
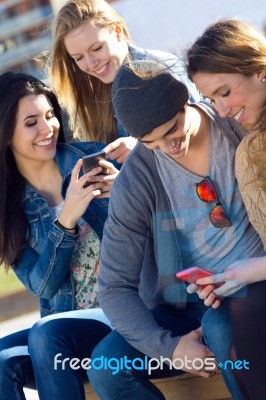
[23,142,103,201]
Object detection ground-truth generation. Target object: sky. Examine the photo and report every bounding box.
[113,0,266,55]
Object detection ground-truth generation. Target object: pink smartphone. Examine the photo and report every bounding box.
[176,267,213,285]
[176,267,224,288]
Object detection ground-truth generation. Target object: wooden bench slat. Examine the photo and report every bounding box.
[84,371,232,400]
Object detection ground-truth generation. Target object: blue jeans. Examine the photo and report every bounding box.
[88,301,243,400]
[201,299,243,400]
[0,309,111,400]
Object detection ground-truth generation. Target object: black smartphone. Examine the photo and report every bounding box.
[82,150,108,175]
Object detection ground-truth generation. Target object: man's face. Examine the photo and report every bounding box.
[138,105,193,161]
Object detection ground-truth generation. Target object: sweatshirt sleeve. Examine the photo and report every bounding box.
[235,132,266,250]
[98,163,180,360]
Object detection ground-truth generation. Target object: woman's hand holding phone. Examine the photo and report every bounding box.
[176,267,224,309]
[194,257,266,308]
[177,260,266,309]
[58,159,110,229]
[82,151,119,198]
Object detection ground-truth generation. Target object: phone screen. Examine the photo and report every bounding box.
[82,150,108,175]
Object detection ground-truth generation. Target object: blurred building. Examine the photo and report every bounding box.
[0,0,55,78]
[0,0,119,78]
[1,0,265,79]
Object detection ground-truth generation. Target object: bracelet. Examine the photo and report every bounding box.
[55,219,76,231]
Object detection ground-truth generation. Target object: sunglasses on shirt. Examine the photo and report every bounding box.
[195,176,232,228]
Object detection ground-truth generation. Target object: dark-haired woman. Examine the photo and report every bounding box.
[0,71,118,400]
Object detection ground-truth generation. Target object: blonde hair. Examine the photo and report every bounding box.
[48,0,131,143]
[187,18,266,134]
[128,60,170,79]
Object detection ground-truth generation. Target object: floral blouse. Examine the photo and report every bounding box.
[50,203,100,309]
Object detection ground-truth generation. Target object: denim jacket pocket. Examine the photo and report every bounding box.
[25,212,40,248]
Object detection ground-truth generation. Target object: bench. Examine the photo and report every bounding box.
[84,371,232,399]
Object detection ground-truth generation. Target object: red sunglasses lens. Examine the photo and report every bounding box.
[196,179,216,202]
[209,205,232,228]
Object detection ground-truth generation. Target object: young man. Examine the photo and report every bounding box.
[88,61,265,400]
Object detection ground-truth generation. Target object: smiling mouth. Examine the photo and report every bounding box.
[171,127,190,154]
[34,138,54,147]
[94,64,108,75]
[232,107,244,121]
[171,137,182,153]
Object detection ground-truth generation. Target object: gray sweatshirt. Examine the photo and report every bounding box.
[98,104,265,360]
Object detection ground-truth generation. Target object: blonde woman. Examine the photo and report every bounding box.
[48,0,200,163]
[187,19,266,400]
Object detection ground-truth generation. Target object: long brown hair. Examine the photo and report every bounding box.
[187,19,266,134]
[48,0,131,143]
[0,72,65,270]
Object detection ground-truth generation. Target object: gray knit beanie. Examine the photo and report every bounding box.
[111,61,189,137]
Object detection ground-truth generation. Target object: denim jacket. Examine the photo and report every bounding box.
[14,141,109,317]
